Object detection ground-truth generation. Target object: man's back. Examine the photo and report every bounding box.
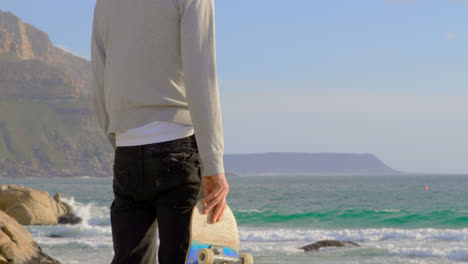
[92,0,225,177]
[95,0,184,112]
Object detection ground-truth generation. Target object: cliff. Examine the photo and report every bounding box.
[0,10,112,178]
[0,10,90,95]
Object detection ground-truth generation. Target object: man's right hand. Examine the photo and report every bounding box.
[201,173,229,223]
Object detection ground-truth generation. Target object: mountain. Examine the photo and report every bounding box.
[0,10,112,178]
[224,153,401,176]
[0,11,91,96]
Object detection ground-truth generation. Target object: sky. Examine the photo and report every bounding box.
[0,0,467,174]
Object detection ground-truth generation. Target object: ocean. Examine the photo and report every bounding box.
[2,175,468,264]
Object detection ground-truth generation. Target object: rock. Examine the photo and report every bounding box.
[57,214,82,225]
[0,184,79,225]
[300,240,360,252]
[48,234,64,238]
[53,193,61,203]
[0,210,61,264]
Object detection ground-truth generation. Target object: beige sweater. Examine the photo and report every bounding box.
[91,0,224,177]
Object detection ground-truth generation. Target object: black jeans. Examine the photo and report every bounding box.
[110,135,202,264]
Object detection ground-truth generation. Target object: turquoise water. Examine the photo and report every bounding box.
[2,175,468,263]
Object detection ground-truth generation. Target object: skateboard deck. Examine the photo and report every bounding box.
[185,201,252,264]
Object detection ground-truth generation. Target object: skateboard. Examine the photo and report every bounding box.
[184,201,254,264]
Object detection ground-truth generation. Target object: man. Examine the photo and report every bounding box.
[90,0,229,263]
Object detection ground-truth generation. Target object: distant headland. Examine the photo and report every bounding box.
[224,152,402,176]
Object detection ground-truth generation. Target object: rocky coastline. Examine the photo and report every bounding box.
[0,184,82,263]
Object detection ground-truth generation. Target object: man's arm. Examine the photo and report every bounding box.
[179,0,228,222]
[91,1,115,149]
[180,0,224,177]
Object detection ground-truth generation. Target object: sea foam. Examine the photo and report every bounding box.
[26,197,113,249]
[239,227,468,243]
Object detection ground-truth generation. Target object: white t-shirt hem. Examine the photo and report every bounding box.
[115,121,194,147]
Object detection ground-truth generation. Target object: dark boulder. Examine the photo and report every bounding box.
[300,240,360,252]
[48,234,64,238]
[57,214,82,225]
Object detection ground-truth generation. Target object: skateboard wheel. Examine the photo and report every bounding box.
[198,248,214,264]
[239,252,254,264]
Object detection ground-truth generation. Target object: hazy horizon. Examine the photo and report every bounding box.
[0,0,467,174]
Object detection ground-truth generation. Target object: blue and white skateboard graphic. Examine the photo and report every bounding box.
[185,241,238,264]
